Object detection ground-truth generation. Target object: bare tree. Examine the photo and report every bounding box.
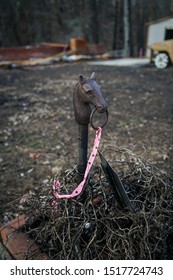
[89,0,99,44]
[123,0,130,56]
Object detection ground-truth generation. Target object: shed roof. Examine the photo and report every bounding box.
[146,16,173,26]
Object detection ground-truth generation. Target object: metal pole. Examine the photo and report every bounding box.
[76,124,88,183]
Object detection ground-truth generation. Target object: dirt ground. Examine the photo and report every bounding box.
[0,61,172,218]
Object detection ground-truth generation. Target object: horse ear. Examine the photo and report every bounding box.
[90,72,96,80]
[79,74,85,84]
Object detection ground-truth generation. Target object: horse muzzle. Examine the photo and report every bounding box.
[96,103,107,113]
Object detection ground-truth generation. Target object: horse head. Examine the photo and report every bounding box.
[73,72,107,125]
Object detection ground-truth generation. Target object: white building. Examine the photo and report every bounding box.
[146,16,173,57]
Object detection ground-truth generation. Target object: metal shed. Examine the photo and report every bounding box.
[146,16,173,57]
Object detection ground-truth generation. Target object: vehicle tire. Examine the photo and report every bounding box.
[154,52,170,69]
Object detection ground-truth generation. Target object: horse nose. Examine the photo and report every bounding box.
[97,103,107,112]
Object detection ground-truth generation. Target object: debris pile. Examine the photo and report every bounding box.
[21,146,173,260]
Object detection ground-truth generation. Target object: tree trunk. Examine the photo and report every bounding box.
[89,0,99,44]
[123,0,130,56]
[112,0,118,50]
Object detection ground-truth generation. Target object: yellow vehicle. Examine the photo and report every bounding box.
[150,39,173,69]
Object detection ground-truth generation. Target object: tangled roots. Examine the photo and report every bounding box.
[23,146,173,260]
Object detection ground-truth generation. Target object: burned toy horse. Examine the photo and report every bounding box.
[73,72,108,182]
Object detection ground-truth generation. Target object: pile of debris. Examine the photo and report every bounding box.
[20,146,173,260]
[0,38,118,68]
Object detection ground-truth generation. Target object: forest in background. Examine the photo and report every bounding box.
[0,0,173,56]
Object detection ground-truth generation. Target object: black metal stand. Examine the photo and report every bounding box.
[76,124,88,183]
